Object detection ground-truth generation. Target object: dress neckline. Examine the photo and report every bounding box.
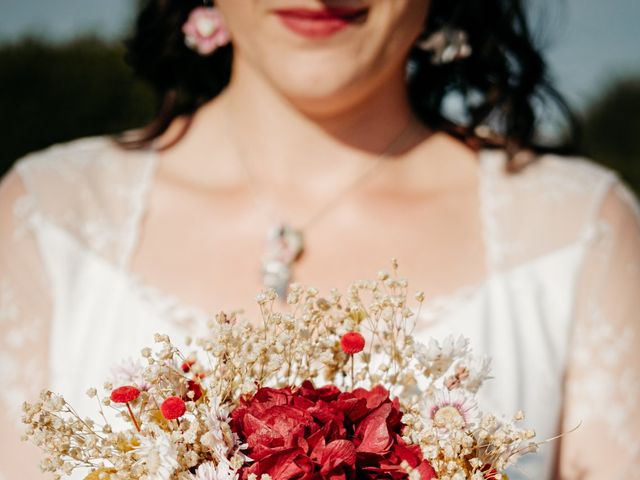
[122,147,506,324]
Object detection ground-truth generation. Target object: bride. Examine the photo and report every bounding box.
[1,0,639,478]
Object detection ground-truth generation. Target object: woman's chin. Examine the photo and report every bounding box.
[281,85,368,117]
[264,66,376,115]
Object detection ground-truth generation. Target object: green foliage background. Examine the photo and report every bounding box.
[0,37,638,194]
[581,79,640,194]
[0,37,156,177]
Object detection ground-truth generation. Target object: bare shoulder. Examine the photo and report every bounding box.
[0,166,28,237]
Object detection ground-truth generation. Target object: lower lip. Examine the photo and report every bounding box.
[274,10,367,38]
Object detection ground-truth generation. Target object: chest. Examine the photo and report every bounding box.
[130,177,486,318]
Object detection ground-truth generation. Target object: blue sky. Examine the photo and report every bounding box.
[1,0,639,111]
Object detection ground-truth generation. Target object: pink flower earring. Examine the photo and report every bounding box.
[182,6,231,56]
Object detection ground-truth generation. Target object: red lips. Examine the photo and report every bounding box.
[273,6,368,38]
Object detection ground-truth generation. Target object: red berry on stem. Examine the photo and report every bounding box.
[184,380,203,402]
[110,386,141,432]
[161,396,186,420]
[181,360,195,373]
[340,332,365,354]
[110,386,141,403]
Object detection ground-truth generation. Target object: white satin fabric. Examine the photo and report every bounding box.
[1,137,639,479]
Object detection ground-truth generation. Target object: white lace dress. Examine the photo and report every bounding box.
[1,137,639,479]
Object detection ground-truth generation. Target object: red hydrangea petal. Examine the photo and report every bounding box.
[353,384,389,409]
[252,386,292,407]
[336,394,370,423]
[244,413,282,442]
[309,401,346,431]
[416,460,437,479]
[320,439,357,474]
[313,384,342,402]
[309,434,326,462]
[356,415,392,454]
[231,382,435,479]
[263,405,316,440]
[243,448,308,480]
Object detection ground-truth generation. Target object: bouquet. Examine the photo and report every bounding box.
[23,264,538,479]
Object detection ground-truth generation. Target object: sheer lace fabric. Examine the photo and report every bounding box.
[0,171,52,479]
[559,184,640,478]
[0,137,638,479]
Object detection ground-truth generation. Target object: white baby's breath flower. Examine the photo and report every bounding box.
[183,420,200,444]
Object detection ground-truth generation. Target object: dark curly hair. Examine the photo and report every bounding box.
[122,0,580,164]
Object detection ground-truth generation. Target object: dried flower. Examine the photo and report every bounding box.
[186,380,204,402]
[426,390,479,432]
[182,359,196,373]
[110,385,141,403]
[230,381,436,479]
[161,396,187,420]
[340,331,365,354]
[192,460,238,480]
[134,428,179,480]
[22,263,539,480]
[110,358,150,391]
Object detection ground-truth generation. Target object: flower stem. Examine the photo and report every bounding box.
[350,355,355,391]
[126,402,141,433]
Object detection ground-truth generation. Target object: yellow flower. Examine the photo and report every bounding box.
[149,408,171,430]
[116,433,140,452]
[84,468,116,480]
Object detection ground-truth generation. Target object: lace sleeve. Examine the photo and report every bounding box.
[557,180,640,478]
[0,169,52,479]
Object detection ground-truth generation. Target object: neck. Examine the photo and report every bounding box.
[194,52,426,188]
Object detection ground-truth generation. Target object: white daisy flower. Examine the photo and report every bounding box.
[460,356,492,393]
[191,461,239,480]
[134,428,179,480]
[109,357,150,391]
[203,397,249,462]
[414,336,471,378]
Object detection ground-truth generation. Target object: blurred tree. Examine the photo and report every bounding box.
[0,37,156,177]
[580,78,640,194]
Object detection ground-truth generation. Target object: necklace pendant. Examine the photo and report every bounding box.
[261,224,304,299]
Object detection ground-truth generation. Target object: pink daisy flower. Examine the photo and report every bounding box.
[425,389,479,433]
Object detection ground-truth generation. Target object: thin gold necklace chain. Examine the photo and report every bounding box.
[230,119,422,232]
